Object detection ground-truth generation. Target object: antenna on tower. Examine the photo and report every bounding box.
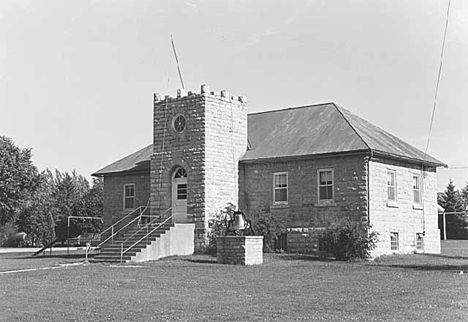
[171,35,185,90]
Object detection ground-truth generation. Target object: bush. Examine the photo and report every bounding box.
[251,209,286,252]
[202,203,236,255]
[203,204,286,254]
[318,217,378,261]
[0,222,19,247]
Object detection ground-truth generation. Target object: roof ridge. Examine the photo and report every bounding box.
[248,102,335,116]
[333,103,371,152]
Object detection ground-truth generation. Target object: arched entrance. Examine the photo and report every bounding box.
[172,167,187,221]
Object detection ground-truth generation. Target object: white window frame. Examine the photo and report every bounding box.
[317,169,334,202]
[123,183,135,210]
[390,232,399,251]
[387,169,397,203]
[273,172,288,204]
[412,174,421,205]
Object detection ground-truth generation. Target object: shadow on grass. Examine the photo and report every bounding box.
[184,258,218,264]
[268,253,335,262]
[371,263,468,271]
[426,254,468,260]
[17,254,93,260]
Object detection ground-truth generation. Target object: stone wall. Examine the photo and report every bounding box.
[217,236,263,265]
[368,158,440,256]
[239,153,369,252]
[102,171,150,228]
[150,85,247,250]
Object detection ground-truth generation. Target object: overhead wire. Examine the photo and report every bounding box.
[425,0,452,155]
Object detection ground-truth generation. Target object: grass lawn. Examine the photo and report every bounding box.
[1,242,468,322]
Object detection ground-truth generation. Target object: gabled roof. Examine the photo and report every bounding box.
[93,102,446,176]
[241,103,446,167]
[92,144,152,176]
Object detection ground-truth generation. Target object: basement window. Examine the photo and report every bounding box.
[416,233,423,250]
[273,172,288,204]
[124,184,135,210]
[390,232,399,251]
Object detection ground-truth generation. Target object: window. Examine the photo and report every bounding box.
[390,232,399,251]
[387,170,397,202]
[173,114,186,133]
[273,172,288,204]
[416,233,423,250]
[174,167,187,178]
[124,184,135,209]
[177,183,187,200]
[318,169,334,201]
[413,175,421,205]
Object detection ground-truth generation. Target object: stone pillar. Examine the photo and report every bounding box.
[216,236,263,265]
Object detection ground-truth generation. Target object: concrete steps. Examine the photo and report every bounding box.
[92,223,174,263]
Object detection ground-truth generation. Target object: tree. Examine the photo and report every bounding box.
[461,182,468,211]
[16,170,104,246]
[16,171,57,246]
[438,180,467,239]
[0,136,40,225]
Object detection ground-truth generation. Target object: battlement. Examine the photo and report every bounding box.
[153,84,247,105]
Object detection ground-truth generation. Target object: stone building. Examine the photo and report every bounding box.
[93,84,446,257]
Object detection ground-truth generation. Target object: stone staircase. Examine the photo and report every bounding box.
[92,222,174,263]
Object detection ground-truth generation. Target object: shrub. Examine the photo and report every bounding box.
[203,204,286,254]
[318,217,378,261]
[0,222,19,247]
[202,203,236,255]
[251,209,286,252]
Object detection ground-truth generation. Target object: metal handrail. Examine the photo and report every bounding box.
[123,207,172,245]
[120,210,173,263]
[96,199,150,249]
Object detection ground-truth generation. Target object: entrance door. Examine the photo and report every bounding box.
[172,167,187,221]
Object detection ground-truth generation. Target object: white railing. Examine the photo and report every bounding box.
[96,199,150,249]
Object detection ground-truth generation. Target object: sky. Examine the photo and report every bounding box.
[1,0,467,192]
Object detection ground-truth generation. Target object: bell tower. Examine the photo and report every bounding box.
[150,84,248,250]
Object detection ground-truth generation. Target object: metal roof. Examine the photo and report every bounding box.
[241,103,446,167]
[92,144,152,176]
[93,102,446,176]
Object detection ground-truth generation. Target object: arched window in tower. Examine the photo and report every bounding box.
[174,167,187,179]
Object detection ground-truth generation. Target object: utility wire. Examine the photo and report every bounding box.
[425,0,452,155]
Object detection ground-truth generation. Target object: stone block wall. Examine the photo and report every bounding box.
[239,154,369,252]
[204,91,247,222]
[217,236,263,265]
[369,158,440,256]
[150,85,247,250]
[102,172,151,228]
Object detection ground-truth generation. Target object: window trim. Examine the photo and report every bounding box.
[273,172,288,205]
[317,169,334,202]
[412,174,421,206]
[387,169,397,205]
[123,183,135,210]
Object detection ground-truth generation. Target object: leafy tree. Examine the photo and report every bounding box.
[16,171,57,246]
[438,180,467,239]
[0,136,40,225]
[15,170,103,246]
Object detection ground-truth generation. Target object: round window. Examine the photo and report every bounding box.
[173,115,186,133]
